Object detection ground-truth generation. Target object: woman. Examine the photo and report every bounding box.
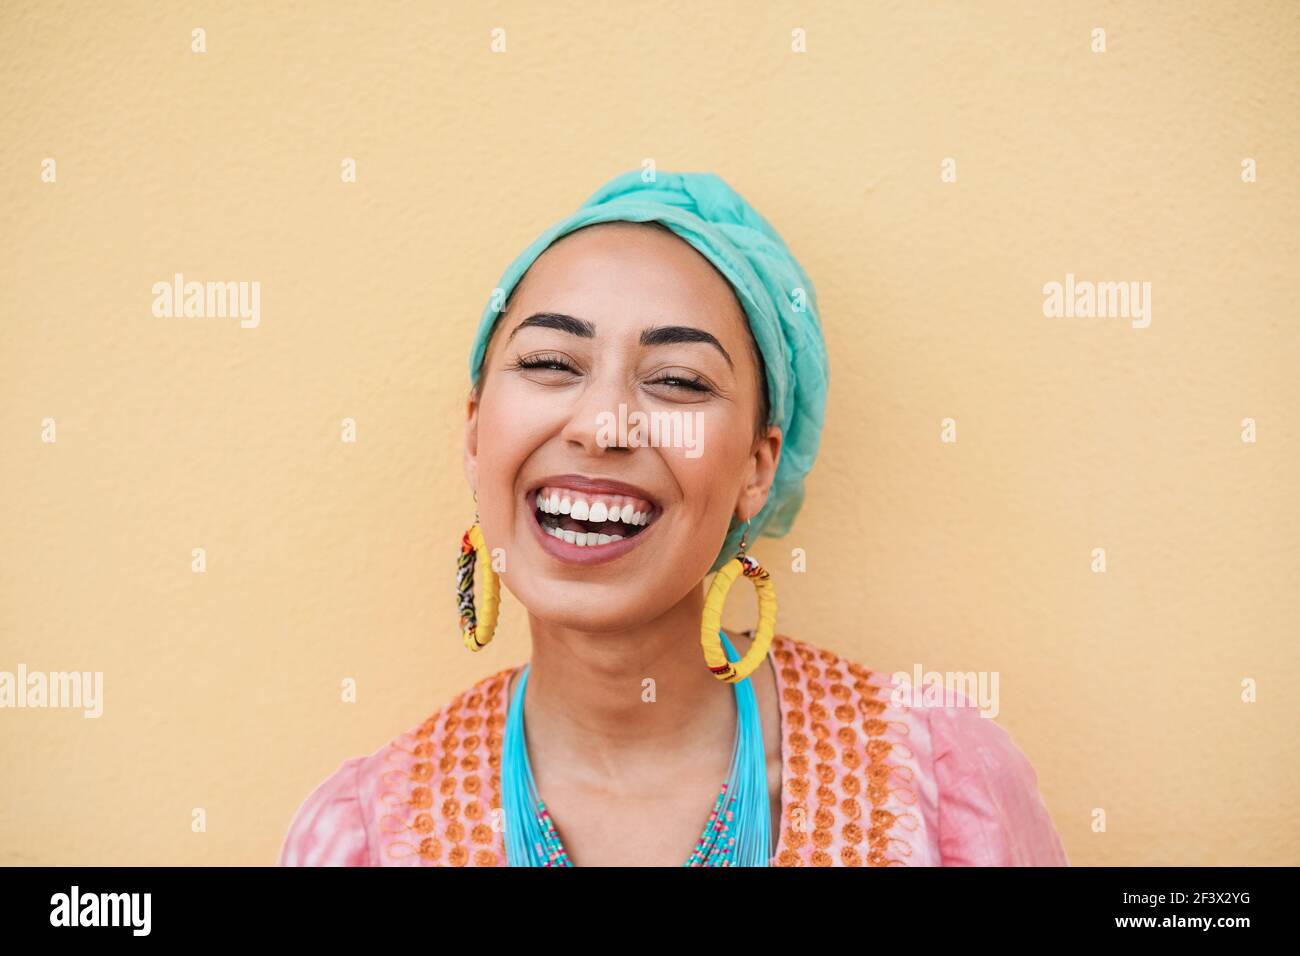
[278,170,1069,867]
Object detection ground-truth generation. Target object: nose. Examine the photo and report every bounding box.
[559,367,640,457]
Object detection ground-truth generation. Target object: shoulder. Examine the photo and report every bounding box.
[278,664,518,867]
[889,665,1070,866]
[768,635,1067,866]
[278,754,369,866]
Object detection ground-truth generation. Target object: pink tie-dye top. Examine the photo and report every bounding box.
[278,634,1069,866]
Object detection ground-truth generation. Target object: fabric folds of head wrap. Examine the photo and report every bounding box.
[468,169,829,574]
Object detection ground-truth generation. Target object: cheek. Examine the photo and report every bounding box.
[660,408,753,517]
[475,382,546,498]
[479,376,550,445]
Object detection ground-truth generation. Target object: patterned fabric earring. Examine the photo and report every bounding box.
[457,491,500,652]
[699,519,778,682]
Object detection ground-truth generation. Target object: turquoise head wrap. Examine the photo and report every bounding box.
[467,169,829,574]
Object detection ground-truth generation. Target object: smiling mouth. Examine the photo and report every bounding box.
[528,485,660,548]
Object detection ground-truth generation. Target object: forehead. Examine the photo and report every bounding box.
[503,221,746,333]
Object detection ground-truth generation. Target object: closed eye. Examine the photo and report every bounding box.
[508,355,716,396]
[647,373,712,393]
[510,354,577,374]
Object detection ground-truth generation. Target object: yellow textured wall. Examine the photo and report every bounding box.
[1,0,1297,866]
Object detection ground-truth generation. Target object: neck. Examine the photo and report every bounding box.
[509,582,740,790]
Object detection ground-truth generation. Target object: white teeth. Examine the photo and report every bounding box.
[533,486,656,532]
[543,524,626,547]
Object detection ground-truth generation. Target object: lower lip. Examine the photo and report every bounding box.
[525,495,659,566]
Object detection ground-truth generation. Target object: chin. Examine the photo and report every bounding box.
[502,564,696,635]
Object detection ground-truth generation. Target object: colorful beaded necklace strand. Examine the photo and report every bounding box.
[501,628,771,866]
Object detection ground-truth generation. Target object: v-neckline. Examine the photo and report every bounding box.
[495,635,791,866]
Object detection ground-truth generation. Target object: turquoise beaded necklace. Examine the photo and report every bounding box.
[501,629,771,866]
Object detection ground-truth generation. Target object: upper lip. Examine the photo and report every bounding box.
[526,474,661,510]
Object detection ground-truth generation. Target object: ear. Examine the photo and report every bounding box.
[736,425,783,522]
[463,386,480,492]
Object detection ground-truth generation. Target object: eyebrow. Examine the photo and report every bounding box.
[506,312,733,368]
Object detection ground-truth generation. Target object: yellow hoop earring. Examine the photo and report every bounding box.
[457,520,500,652]
[699,521,777,683]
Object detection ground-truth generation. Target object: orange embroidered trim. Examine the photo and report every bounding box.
[773,636,920,867]
[379,668,514,866]
[851,661,921,866]
[774,637,811,867]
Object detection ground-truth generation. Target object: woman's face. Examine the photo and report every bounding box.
[464,221,782,632]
